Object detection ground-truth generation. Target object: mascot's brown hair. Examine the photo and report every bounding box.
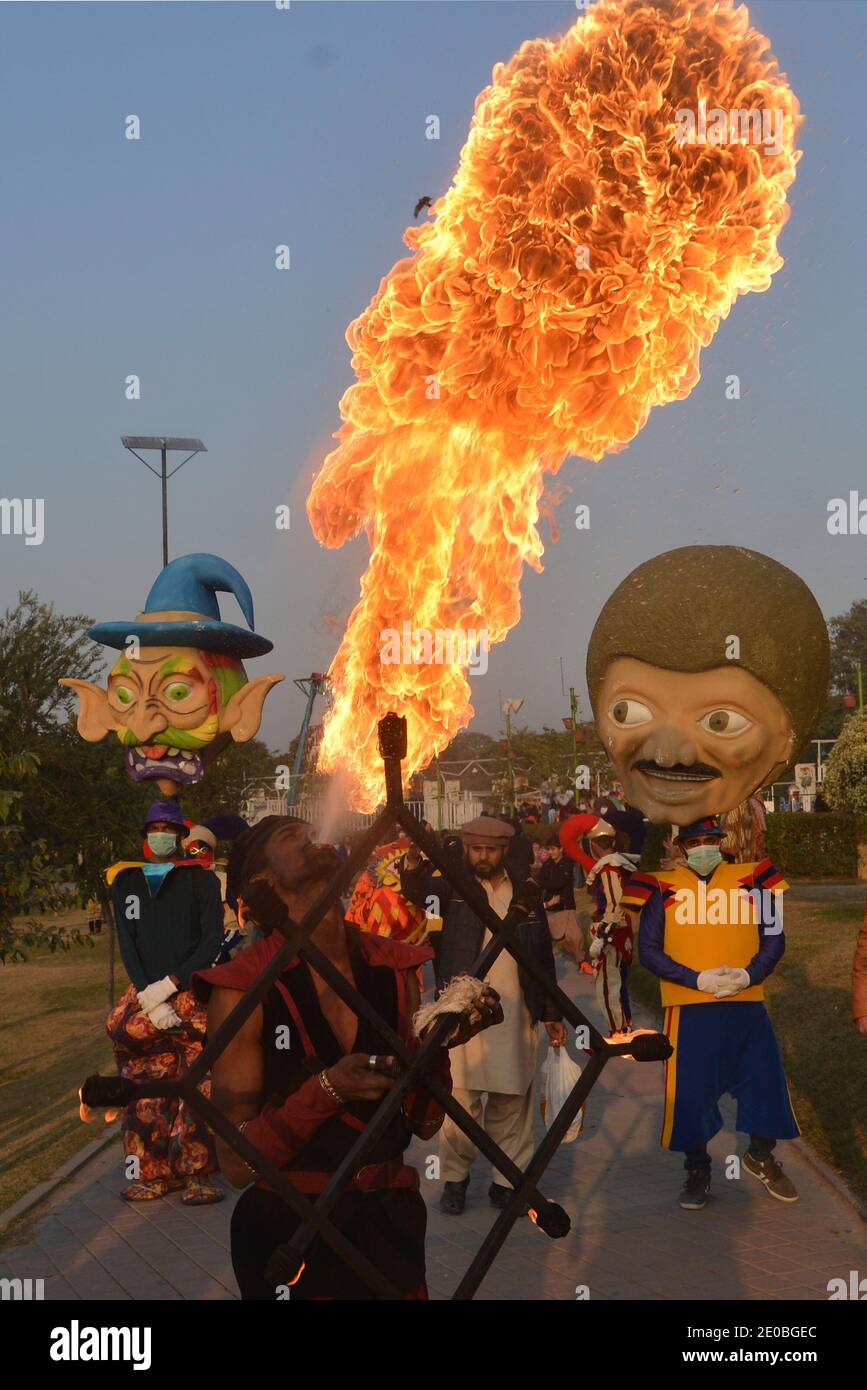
[586,546,829,823]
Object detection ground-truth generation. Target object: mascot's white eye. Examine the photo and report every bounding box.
[699,708,751,736]
[609,699,653,727]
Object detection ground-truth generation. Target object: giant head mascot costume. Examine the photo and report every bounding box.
[585,545,828,826]
[64,554,283,1205]
[584,546,830,1210]
[60,552,283,798]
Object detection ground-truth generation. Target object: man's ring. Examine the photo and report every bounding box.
[369,1055,378,1069]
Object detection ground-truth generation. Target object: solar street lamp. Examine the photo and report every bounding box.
[121,435,207,566]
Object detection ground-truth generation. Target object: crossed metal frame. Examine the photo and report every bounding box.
[84,713,668,1300]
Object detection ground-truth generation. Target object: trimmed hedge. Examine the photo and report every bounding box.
[483,811,867,878]
[631,814,867,879]
[765,811,867,879]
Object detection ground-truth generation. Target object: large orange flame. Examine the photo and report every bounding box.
[308,0,802,810]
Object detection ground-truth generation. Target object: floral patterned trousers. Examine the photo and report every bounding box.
[106,985,218,1183]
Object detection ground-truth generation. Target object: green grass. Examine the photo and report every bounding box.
[0,920,119,1228]
[627,893,867,1205]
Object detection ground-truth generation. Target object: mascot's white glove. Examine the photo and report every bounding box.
[137,976,177,1013]
[147,1000,182,1030]
[712,966,751,998]
[588,936,604,962]
[696,967,730,995]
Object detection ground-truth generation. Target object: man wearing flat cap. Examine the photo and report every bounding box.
[404,815,566,1216]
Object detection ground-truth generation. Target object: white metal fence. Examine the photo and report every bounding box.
[276,791,484,835]
[241,789,485,834]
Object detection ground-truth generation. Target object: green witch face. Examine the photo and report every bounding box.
[59,553,284,796]
[64,642,281,793]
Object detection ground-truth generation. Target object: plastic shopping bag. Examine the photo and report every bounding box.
[539,1046,585,1143]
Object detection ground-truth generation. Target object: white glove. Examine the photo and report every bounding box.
[137,975,177,1013]
[147,1000,182,1030]
[696,967,730,995]
[588,936,604,962]
[713,966,751,998]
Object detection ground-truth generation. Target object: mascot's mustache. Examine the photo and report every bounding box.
[631,759,721,780]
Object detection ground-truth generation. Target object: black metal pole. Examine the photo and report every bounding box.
[296,933,564,1225]
[161,442,168,566]
[394,805,609,1049]
[452,1048,607,1300]
[185,808,393,1086]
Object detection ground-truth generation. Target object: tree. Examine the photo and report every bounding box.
[510,723,609,790]
[820,712,867,814]
[441,730,500,762]
[181,738,279,824]
[25,723,146,892]
[0,751,83,963]
[0,590,102,748]
[828,599,867,696]
[0,593,144,967]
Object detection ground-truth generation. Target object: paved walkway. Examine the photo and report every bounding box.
[3,956,865,1301]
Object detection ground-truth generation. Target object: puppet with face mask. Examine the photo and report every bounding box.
[588,546,829,1213]
[65,554,283,1204]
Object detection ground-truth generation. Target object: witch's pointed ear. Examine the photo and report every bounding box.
[58,679,117,741]
[221,674,284,743]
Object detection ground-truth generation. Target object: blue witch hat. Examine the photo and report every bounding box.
[88,553,273,658]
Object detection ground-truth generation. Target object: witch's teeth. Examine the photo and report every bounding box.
[168,747,179,757]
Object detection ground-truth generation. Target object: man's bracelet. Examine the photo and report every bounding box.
[318,1069,345,1106]
[237,1119,258,1176]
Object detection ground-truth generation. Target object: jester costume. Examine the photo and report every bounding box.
[345,838,442,944]
[622,819,798,1187]
[559,813,638,1034]
[584,850,638,1033]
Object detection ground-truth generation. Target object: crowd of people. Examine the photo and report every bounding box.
[81,781,867,1300]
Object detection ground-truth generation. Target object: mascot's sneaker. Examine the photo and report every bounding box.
[743,1152,799,1203]
[439,1177,469,1215]
[678,1169,711,1210]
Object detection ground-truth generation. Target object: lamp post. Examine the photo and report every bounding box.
[121,436,207,566]
[569,686,579,796]
[434,753,445,832]
[502,698,524,816]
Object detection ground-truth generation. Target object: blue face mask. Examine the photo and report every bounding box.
[147,831,178,858]
[686,844,723,876]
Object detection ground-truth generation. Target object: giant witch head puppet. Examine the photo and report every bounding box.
[60,553,284,798]
[586,546,829,824]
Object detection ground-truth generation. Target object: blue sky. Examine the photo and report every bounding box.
[1,0,865,754]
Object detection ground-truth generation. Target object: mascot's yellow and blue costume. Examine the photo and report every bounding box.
[588,546,829,1209]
